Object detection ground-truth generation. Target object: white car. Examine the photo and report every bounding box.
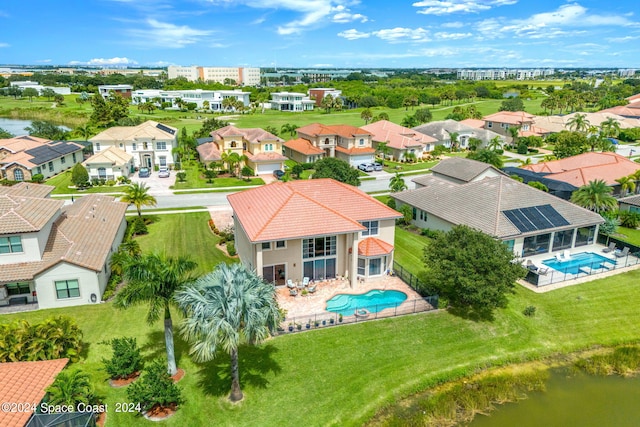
[358,163,374,172]
[158,167,170,178]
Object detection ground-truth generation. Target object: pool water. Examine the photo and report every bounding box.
[542,252,616,275]
[326,290,408,316]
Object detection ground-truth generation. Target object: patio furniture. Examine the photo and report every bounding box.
[537,267,549,276]
[615,247,630,258]
[302,277,310,287]
[602,242,616,253]
[289,288,298,296]
[308,284,317,293]
[287,279,296,289]
[555,253,564,262]
[563,249,571,260]
[525,260,538,271]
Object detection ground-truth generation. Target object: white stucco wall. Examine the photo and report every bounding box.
[34,262,103,309]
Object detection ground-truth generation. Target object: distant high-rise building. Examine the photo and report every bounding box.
[457,68,555,80]
[167,65,260,86]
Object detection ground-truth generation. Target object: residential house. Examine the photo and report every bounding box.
[0,135,83,182]
[618,194,640,214]
[502,166,578,201]
[521,152,640,196]
[83,146,134,181]
[97,84,133,99]
[361,120,438,161]
[413,119,504,150]
[308,88,343,106]
[599,92,640,119]
[282,138,325,164]
[532,112,640,133]
[481,111,547,141]
[227,179,401,287]
[197,125,287,175]
[293,123,376,166]
[132,89,251,111]
[89,120,177,169]
[270,92,315,112]
[392,158,603,259]
[0,184,127,309]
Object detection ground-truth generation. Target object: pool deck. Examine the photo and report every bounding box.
[276,275,425,320]
[519,244,640,293]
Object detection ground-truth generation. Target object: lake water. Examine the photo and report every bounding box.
[0,118,34,136]
[469,369,640,427]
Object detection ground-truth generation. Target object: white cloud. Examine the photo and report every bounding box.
[332,12,368,23]
[441,21,465,28]
[373,27,431,43]
[412,0,515,16]
[0,42,8,48]
[434,31,472,40]
[87,57,139,66]
[36,59,52,63]
[126,19,214,48]
[337,29,370,40]
[607,35,640,42]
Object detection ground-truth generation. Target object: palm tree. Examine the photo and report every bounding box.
[518,158,533,166]
[615,176,636,196]
[46,369,96,407]
[566,113,590,134]
[376,142,391,165]
[280,123,298,138]
[447,131,460,152]
[115,253,198,376]
[389,173,407,193]
[175,263,280,402]
[361,108,373,124]
[600,118,621,139]
[487,136,503,151]
[120,182,157,217]
[507,126,520,146]
[570,179,617,213]
[73,124,94,141]
[401,115,418,128]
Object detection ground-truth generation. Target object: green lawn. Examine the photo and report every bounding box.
[613,226,640,246]
[45,170,126,195]
[170,165,264,190]
[382,159,438,174]
[393,226,430,277]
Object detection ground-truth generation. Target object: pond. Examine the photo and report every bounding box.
[0,118,71,136]
[469,368,640,427]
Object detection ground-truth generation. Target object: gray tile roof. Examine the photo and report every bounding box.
[413,119,503,143]
[393,175,603,239]
[426,157,507,183]
[618,194,640,207]
[0,182,55,198]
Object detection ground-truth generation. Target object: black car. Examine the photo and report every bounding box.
[273,170,285,180]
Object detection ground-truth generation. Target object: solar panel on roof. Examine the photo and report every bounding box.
[156,123,176,135]
[24,142,81,165]
[502,204,569,233]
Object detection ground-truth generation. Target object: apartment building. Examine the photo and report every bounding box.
[167,65,260,86]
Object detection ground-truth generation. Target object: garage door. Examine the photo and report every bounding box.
[350,155,374,166]
[257,163,281,175]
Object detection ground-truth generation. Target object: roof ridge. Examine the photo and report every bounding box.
[288,183,366,229]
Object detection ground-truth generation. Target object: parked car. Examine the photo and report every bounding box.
[273,170,285,180]
[358,163,374,172]
[158,167,170,178]
[373,162,383,171]
[138,167,150,178]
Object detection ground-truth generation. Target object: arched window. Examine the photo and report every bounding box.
[230,141,237,148]
[13,169,24,181]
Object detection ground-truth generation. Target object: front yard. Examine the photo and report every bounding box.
[170,164,264,190]
[45,170,126,195]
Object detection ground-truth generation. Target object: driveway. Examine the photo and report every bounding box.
[130,169,176,196]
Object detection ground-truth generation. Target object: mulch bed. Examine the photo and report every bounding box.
[109,371,140,388]
[143,403,177,421]
[171,368,185,383]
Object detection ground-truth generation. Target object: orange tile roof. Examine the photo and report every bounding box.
[358,237,394,257]
[196,141,222,162]
[297,123,371,138]
[459,118,485,129]
[0,358,68,427]
[212,125,283,143]
[522,152,640,186]
[361,120,436,150]
[248,151,287,163]
[334,146,376,155]
[227,179,401,242]
[627,93,640,104]
[483,111,535,125]
[0,135,50,153]
[600,105,640,118]
[283,138,324,155]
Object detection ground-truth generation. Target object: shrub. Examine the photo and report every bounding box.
[102,273,121,301]
[46,369,100,407]
[227,241,237,256]
[106,179,116,186]
[101,337,144,380]
[31,173,44,183]
[132,216,148,236]
[176,171,187,182]
[91,178,100,186]
[218,226,234,244]
[71,163,89,187]
[117,176,131,184]
[386,198,396,209]
[241,166,254,177]
[517,142,529,155]
[619,210,640,228]
[420,228,442,239]
[523,305,537,317]
[208,219,220,234]
[127,358,183,413]
[301,162,315,170]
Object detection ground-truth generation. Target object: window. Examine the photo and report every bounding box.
[361,220,379,236]
[132,143,137,151]
[552,229,574,252]
[72,153,77,162]
[359,138,364,146]
[36,166,41,174]
[48,162,54,172]
[119,143,124,148]
[264,143,273,152]
[13,169,24,181]
[0,236,23,254]
[262,242,271,250]
[159,156,166,166]
[369,257,382,275]
[231,141,237,148]
[275,240,286,249]
[357,258,365,276]
[5,283,30,296]
[419,210,428,221]
[487,122,493,128]
[61,156,66,164]
[98,167,106,179]
[55,279,80,299]
[143,142,148,150]
[575,226,596,247]
[95,142,101,151]
[302,236,336,259]
[156,141,167,150]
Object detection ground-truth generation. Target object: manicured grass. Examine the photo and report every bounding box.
[4,270,640,426]
[382,159,438,173]
[170,165,264,190]
[45,170,126,195]
[133,212,235,275]
[613,226,640,246]
[393,226,430,277]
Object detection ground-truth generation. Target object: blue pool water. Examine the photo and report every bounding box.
[326,290,407,316]
[542,252,616,275]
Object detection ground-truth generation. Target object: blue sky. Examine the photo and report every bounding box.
[1,1,639,69]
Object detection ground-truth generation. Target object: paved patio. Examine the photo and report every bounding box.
[276,275,430,322]
[519,243,640,293]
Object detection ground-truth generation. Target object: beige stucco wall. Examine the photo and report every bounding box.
[35,262,103,309]
[233,217,254,270]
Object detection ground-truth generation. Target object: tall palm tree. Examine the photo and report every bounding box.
[566,113,590,134]
[120,182,157,217]
[376,142,391,165]
[175,263,280,403]
[570,179,617,213]
[361,108,373,124]
[280,123,298,137]
[615,176,636,196]
[447,131,460,151]
[600,118,621,139]
[389,173,407,193]
[115,253,198,376]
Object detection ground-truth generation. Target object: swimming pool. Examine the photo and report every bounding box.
[326,290,408,316]
[542,252,616,275]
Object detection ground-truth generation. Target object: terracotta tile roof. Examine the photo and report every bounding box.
[297,123,371,138]
[459,118,485,129]
[227,179,401,242]
[395,174,603,239]
[212,125,283,143]
[0,182,54,198]
[361,120,436,150]
[283,138,324,155]
[83,146,133,165]
[0,140,84,170]
[627,93,640,104]
[247,152,287,163]
[196,142,222,162]
[0,358,68,427]
[482,111,535,125]
[358,237,394,257]
[0,194,127,284]
[599,105,640,118]
[0,194,63,234]
[90,120,176,141]
[522,152,640,187]
[0,135,50,153]
[334,146,376,155]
